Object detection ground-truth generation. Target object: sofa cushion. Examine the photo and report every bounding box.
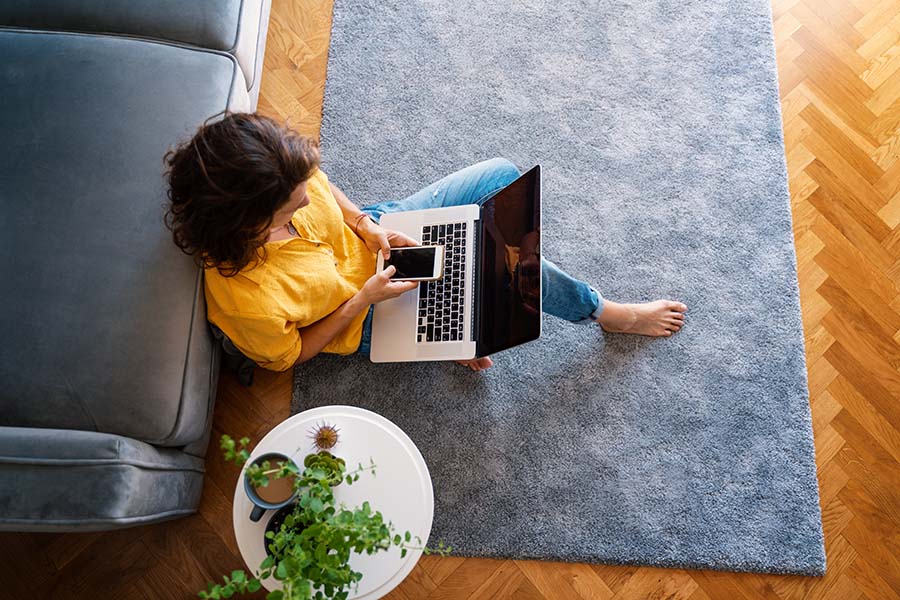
[0,29,244,445]
[0,427,205,531]
[0,0,266,91]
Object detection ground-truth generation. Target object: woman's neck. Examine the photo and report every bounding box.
[267,221,300,243]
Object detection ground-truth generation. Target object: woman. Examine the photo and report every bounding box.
[164,113,687,372]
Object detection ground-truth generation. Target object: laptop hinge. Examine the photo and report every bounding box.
[472,217,484,357]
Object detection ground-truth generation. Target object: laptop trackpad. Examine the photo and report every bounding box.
[370,288,418,361]
[416,341,476,360]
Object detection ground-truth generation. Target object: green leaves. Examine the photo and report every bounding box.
[202,437,443,600]
[220,434,251,467]
[196,570,260,599]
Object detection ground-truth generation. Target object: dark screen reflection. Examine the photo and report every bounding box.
[383,247,437,279]
[478,165,541,356]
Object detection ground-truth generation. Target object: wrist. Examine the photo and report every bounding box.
[349,213,375,237]
[349,289,372,310]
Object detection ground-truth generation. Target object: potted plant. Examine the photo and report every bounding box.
[199,423,449,600]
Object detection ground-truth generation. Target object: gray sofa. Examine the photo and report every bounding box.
[0,0,271,531]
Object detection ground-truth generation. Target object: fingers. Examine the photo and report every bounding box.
[398,233,419,247]
[385,279,418,296]
[385,230,420,247]
[378,266,416,292]
[379,233,391,259]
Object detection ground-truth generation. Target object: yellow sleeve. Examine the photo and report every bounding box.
[210,310,302,372]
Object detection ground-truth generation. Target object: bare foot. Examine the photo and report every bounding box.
[596,300,687,337]
[456,356,494,371]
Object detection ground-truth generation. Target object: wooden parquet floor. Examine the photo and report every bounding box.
[2,0,899,598]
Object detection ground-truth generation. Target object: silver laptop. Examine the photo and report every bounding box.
[370,164,542,362]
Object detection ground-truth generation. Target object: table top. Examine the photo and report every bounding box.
[232,405,434,599]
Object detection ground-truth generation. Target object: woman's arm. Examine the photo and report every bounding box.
[293,265,417,365]
[329,181,418,257]
[294,291,370,365]
[329,181,366,228]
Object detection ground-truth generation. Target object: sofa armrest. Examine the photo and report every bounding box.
[0,427,206,532]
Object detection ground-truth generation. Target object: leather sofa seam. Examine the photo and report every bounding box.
[0,25,239,57]
[0,456,205,473]
[226,0,246,54]
[228,0,265,90]
[0,508,197,526]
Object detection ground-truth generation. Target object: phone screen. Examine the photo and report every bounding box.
[383,247,437,279]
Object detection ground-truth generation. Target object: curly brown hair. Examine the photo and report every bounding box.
[163,111,321,276]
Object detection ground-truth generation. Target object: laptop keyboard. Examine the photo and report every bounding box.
[417,223,467,343]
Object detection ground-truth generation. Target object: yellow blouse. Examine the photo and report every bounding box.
[204,169,376,372]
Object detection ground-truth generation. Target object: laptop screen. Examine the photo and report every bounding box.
[477,165,541,356]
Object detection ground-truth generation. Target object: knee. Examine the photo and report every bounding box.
[484,157,521,185]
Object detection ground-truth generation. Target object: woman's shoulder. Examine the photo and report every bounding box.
[204,262,295,320]
[304,167,329,192]
[204,251,330,305]
[203,259,267,285]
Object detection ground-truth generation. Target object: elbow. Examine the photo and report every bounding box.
[293,348,317,367]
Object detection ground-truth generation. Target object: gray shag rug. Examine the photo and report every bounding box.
[292,0,826,576]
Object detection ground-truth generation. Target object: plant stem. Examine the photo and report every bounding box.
[343,464,376,478]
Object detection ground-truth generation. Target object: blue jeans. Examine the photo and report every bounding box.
[357,157,603,355]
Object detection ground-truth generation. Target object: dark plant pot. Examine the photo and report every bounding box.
[263,502,306,557]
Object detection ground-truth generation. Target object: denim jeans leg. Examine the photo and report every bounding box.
[357,306,375,356]
[541,258,604,324]
[361,157,521,223]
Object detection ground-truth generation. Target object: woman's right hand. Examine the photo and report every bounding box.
[359,265,418,304]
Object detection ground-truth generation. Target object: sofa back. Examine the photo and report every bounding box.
[0,24,245,445]
[0,0,265,93]
[0,1,243,48]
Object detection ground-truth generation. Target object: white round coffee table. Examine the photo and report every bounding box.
[232,405,434,599]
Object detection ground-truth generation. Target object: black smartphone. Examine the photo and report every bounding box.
[379,246,445,281]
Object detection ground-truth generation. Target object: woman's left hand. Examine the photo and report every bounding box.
[357,217,418,259]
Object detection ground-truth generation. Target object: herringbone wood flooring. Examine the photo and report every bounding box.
[2,0,899,598]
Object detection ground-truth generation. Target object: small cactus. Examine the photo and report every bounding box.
[309,422,340,451]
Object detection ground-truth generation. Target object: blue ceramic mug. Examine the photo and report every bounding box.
[244,452,298,522]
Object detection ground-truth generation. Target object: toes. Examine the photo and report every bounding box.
[667,312,685,321]
[666,301,687,312]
